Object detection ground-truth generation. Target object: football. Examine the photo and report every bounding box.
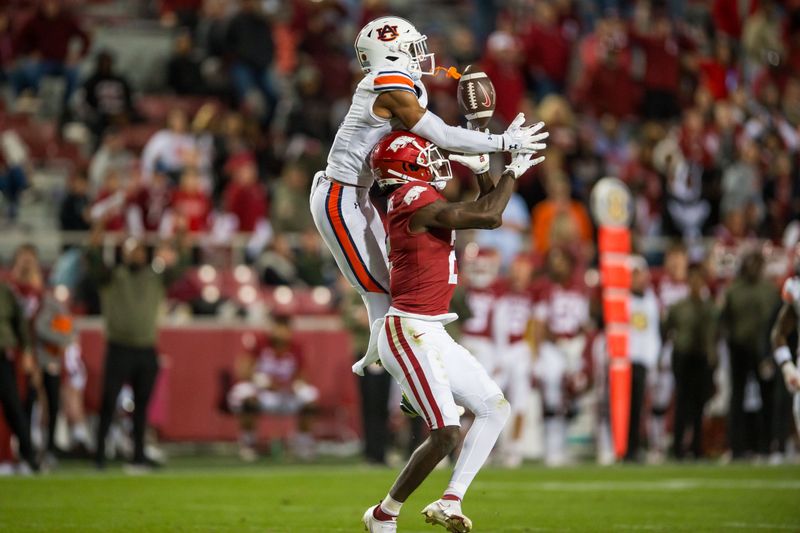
[457,65,496,129]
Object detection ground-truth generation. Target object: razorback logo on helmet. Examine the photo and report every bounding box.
[388,135,417,152]
[375,24,399,42]
[403,185,428,205]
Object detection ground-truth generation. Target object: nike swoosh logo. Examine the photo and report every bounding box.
[412,333,425,339]
[478,83,492,108]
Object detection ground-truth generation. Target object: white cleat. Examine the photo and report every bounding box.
[421,500,472,533]
[363,505,397,532]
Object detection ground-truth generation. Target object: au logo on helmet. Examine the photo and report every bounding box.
[375,24,399,42]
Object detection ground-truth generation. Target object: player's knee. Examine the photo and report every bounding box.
[431,425,461,457]
[492,395,511,425]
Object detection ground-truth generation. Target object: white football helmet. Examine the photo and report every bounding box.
[354,16,435,77]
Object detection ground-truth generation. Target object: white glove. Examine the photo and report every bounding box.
[448,153,490,174]
[504,150,546,180]
[782,362,800,394]
[500,113,549,152]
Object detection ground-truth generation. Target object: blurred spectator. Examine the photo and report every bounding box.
[59,172,91,231]
[0,10,15,83]
[141,109,197,183]
[167,30,209,96]
[712,0,758,40]
[620,140,664,238]
[481,31,525,125]
[0,279,38,472]
[225,0,276,121]
[0,157,28,221]
[270,164,312,234]
[88,225,189,471]
[629,8,684,120]
[81,51,136,144]
[474,191,530,271]
[258,234,298,286]
[34,285,75,461]
[532,247,591,466]
[664,264,718,460]
[169,168,211,233]
[283,65,333,142]
[721,139,764,222]
[530,172,593,256]
[294,230,335,287]
[574,16,638,118]
[88,128,136,193]
[90,170,129,231]
[697,39,741,101]
[522,0,576,98]
[720,251,780,459]
[223,153,268,232]
[227,314,318,461]
[11,0,90,112]
[158,0,203,30]
[625,256,661,462]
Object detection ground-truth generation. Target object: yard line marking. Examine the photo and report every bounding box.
[476,479,800,491]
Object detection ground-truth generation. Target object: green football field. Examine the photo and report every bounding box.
[1,460,798,532]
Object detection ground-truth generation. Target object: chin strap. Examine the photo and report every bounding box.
[434,66,462,80]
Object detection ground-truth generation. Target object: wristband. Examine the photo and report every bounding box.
[775,345,793,366]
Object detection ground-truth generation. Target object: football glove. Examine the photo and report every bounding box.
[504,150,546,180]
[500,113,549,153]
[448,153,490,174]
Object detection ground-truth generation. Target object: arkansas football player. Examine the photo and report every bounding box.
[361,127,544,533]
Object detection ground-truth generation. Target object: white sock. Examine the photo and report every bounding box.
[71,423,91,447]
[648,415,665,452]
[380,494,403,516]
[446,394,510,500]
[544,416,567,465]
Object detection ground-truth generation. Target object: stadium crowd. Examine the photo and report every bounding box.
[0,0,799,472]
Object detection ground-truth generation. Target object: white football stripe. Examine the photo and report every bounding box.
[460,72,489,81]
[465,111,494,119]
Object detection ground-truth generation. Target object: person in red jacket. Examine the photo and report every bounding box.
[11,0,90,110]
[522,0,577,98]
[170,168,211,233]
[223,153,268,233]
[481,31,526,125]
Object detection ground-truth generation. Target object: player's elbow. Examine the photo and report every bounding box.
[484,213,503,230]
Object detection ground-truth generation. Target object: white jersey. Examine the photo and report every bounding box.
[325,66,428,187]
[628,289,662,369]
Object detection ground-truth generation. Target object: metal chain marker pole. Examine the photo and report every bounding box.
[591,178,634,460]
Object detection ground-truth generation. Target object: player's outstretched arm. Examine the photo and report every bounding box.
[449,153,494,198]
[376,91,548,154]
[772,302,800,393]
[410,151,543,232]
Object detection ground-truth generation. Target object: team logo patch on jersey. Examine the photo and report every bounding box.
[375,24,399,42]
[403,185,428,205]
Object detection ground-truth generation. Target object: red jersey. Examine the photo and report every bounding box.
[171,189,211,232]
[533,278,590,338]
[493,282,536,344]
[387,182,456,316]
[653,273,689,312]
[462,285,499,338]
[249,335,304,392]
